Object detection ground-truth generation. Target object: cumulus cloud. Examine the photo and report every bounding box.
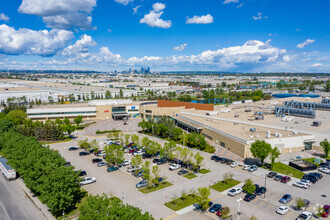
[62,34,96,56]
[0,24,73,56]
[297,39,315,48]
[223,0,239,4]
[186,14,213,24]
[252,12,267,20]
[133,5,141,14]
[0,13,9,22]
[114,0,134,6]
[18,0,96,30]
[173,43,188,51]
[140,3,171,28]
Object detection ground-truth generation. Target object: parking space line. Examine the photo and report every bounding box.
[284,211,293,219]
[210,193,223,200]
[256,201,266,208]
[186,212,201,220]
[266,204,275,210]
[164,213,178,220]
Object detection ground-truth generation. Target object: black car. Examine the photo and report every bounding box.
[142,153,153,159]
[69,147,79,151]
[64,162,71,167]
[220,158,227,164]
[178,169,189,175]
[267,171,277,178]
[89,149,95,154]
[76,170,87,176]
[244,194,256,202]
[226,159,234,165]
[79,151,90,156]
[274,175,283,181]
[153,158,160,163]
[209,204,222,213]
[254,184,260,192]
[157,158,168,165]
[255,187,267,196]
[211,155,220,161]
[302,174,317,183]
[309,172,323,179]
[92,158,103,163]
[304,173,319,181]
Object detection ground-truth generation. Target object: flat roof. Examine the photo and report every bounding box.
[0,157,14,171]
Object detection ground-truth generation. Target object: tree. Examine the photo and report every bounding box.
[295,198,305,210]
[64,123,76,136]
[194,152,204,168]
[250,215,258,220]
[119,89,123,98]
[104,144,124,165]
[196,187,211,211]
[90,139,99,152]
[223,172,234,184]
[5,110,26,125]
[78,138,90,150]
[269,147,281,167]
[243,178,256,194]
[74,115,83,128]
[250,140,272,165]
[171,127,183,141]
[105,90,111,99]
[124,134,130,146]
[91,91,95,99]
[142,161,151,186]
[151,165,161,186]
[320,139,330,158]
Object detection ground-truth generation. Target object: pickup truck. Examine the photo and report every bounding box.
[0,157,16,181]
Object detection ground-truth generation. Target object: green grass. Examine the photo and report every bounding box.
[198,169,210,174]
[210,179,240,192]
[77,121,96,130]
[139,181,172,194]
[164,194,200,211]
[270,162,304,179]
[302,158,324,167]
[183,173,197,179]
[39,138,72,145]
[95,129,122,134]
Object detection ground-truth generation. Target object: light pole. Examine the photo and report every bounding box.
[215,140,219,154]
[237,198,242,220]
[152,125,154,136]
[264,174,267,199]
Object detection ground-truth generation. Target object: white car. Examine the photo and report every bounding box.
[127,165,142,172]
[79,177,96,185]
[293,180,309,189]
[169,164,181,171]
[227,187,242,196]
[276,206,289,215]
[243,164,251,170]
[299,179,311,186]
[248,165,258,172]
[230,162,238,168]
[296,211,313,220]
[122,160,131,166]
[133,150,144,156]
[318,167,330,174]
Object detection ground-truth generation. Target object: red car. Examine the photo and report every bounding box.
[280,176,291,183]
[321,205,330,218]
[129,149,137,154]
[216,207,230,217]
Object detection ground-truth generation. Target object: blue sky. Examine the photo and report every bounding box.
[0,0,329,72]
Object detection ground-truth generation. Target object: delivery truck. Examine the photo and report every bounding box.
[0,157,16,181]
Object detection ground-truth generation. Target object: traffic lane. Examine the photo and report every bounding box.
[0,176,46,220]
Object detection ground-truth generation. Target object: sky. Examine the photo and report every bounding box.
[0,0,329,72]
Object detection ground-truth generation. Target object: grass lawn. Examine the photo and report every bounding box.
[270,162,304,179]
[39,138,72,145]
[164,194,200,211]
[62,194,88,219]
[210,179,240,192]
[184,173,197,179]
[302,158,324,167]
[139,181,173,194]
[199,169,211,174]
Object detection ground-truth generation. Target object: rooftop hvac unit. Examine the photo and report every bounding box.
[250,128,256,132]
[266,134,271,138]
[292,131,298,135]
[278,133,282,137]
[273,132,278,136]
[266,130,271,135]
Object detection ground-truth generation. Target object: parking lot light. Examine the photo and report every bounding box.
[237,198,242,220]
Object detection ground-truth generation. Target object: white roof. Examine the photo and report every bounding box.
[88,99,132,106]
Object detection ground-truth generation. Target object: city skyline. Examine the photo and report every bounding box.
[0,0,329,72]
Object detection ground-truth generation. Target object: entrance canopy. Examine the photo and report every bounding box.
[112,112,129,120]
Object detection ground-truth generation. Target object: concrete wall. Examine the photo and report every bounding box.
[95,105,113,120]
[140,105,185,120]
[157,100,214,111]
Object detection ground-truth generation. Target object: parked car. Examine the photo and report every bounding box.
[133,170,144,178]
[274,174,283,181]
[293,180,309,189]
[297,199,310,211]
[255,187,267,195]
[267,171,277,178]
[133,150,144,156]
[142,153,153,159]
[243,164,251,170]
[211,155,220,160]
[296,211,312,220]
[216,207,231,217]
[157,157,168,165]
[226,159,234,165]
[244,194,256,202]
[248,165,258,172]
[79,151,90,156]
[302,174,317,183]
[318,167,330,174]
[169,164,181,171]
[276,206,289,215]
[92,158,103,163]
[107,166,119,172]
[309,172,323,179]
[230,162,238,168]
[69,147,79,151]
[321,205,330,218]
[178,169,189,175]
[136,179,148,188]
[279,194,292,204]
[280,176,291,183]
[153,158,160,163]
[122,160,131,166]
[79,177,96,185]
[76,170,87,176]
[97,161,108,167]
[227,188,242,196]
[127,165,142,172]
[209,204,222,213]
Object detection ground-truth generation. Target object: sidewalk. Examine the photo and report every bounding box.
[16,178,55,220]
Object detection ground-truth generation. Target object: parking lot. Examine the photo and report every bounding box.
[51,129,330,220]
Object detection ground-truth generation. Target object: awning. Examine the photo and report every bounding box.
[303,139,316,143]
[112,112,129,117]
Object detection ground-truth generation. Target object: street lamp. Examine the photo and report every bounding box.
[152,125,154,136]
[263,174,267,199]
[237,198,242,220]
[215,140,219,154]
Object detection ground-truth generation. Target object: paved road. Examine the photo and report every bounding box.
[51,129,330,220]
[0,176,47,220]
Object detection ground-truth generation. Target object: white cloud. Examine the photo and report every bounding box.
[173,43,188,51]
[114,0,134,6]
[133,5,141,14]
[140,3,171,28]
[108,28,112,33]
[18,0,96,30]
[237,3,243,8]
[0,13,9,22]
[252,12,267,20]
[223,0,239,4]
[297,39,315,48]
[186,14,213,24]
[311,63,322,67]
[62,34,96,57]
[0,24,73,56]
